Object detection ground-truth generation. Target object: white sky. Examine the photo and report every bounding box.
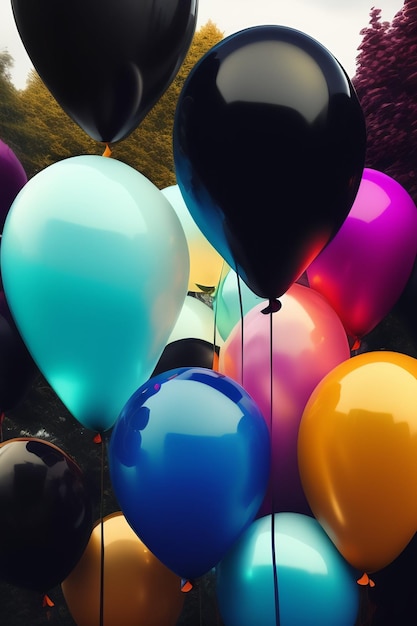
[0,0,404,89]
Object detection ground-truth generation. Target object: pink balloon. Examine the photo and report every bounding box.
[306,168,417,345]
[0,139,27,231]
[218,282,350,517]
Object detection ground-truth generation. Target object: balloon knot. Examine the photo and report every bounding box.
[357,573,375,587]
[351,338,361,351]
[42,594,55,607]
[93,433,102,444]
[102,143,112,157]
[181,578,194,593]
[261,299,282,314]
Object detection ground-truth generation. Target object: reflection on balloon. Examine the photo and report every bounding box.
[11,0,197,143]
[62,512,184,626]
[307,168,417,343]
[1,155,189,432]
[0,138,27,231]
[108,367,270,581]
[298,350,417,574]
[162,185,225,292]
[216,513,360,626]
[219,282,350,516]
[174,25,366,304]
[0,438,93,592]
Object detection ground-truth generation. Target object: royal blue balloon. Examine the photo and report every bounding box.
[216,513,360,626]
[1,155,189,432]
[108,366,271,580]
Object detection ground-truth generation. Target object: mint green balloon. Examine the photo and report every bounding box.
[1,155,189,432]
[214,268,266,341]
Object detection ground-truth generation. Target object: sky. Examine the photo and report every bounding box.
[0,0,404,89]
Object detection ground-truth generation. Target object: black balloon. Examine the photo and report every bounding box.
[174,25,366,304]
[11,0,198,143]
[0,292,38,412]
[0,438,93,593]
[151,338,219,376]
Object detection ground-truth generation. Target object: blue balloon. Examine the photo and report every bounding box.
[108,366,271,580]
[0,155,190,432]
[216,512,360,626]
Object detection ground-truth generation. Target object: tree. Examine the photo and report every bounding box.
[353,0,417,203]
[0,50,27,164]
[0,22,224,184]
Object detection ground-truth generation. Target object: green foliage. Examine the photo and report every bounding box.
[0,21,224,183]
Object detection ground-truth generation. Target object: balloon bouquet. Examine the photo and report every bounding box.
[3,2,417,626]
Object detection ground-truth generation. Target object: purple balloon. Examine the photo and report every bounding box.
[307,168,417,343]
[0,139,27,231]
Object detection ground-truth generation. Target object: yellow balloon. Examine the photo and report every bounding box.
[61,512,184,626]
[298,350,417,575]
[161,185,224,292]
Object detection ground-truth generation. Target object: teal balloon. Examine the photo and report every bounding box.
[216,513,360,626]
[214,268,266,341]
[1,155,189,432]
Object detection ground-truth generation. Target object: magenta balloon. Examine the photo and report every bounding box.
[218,283,350,516]
[306,168,417,343]
[0,139,27,231]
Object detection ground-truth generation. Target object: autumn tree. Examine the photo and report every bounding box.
[353,0,417,203]
[0,22,224,184]
[0,50,27,164]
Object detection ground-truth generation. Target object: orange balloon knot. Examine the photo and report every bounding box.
[102,143,112,157]
[261,298,282,314]
[351,338,361,351]
[93,433,102,444]
[181,578,194,593]
[357,573,375,587]
[42,594,55,607]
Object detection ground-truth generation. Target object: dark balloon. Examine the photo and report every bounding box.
[0,292,38,412]
[174,25,366,304]
[11,0,198,143]
[151,338,219,376]
[0,139,27,232]
[0,438,93,592]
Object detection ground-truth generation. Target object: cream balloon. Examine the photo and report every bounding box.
[168,294,224,347]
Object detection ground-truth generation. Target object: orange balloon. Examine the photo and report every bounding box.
[298,351,417,575]
[61,512,184,626]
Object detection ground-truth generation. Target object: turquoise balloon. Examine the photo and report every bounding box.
[214,268,266,341]
[1,155,189,432]
[216,513,360,626]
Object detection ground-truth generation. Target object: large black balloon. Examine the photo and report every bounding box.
[0,438,93,593]
[11,0,198,143]
[174,26,366,305]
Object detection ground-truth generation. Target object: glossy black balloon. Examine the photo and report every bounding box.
[0,292,38,412]
[0,438,93,592]
[151,338,219,376]
[174,25,366,302]
[11,0,198,143]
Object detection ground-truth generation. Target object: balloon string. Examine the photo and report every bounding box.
[99,435,105,626]
[236,271,244,388]
[269,311,280,626]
